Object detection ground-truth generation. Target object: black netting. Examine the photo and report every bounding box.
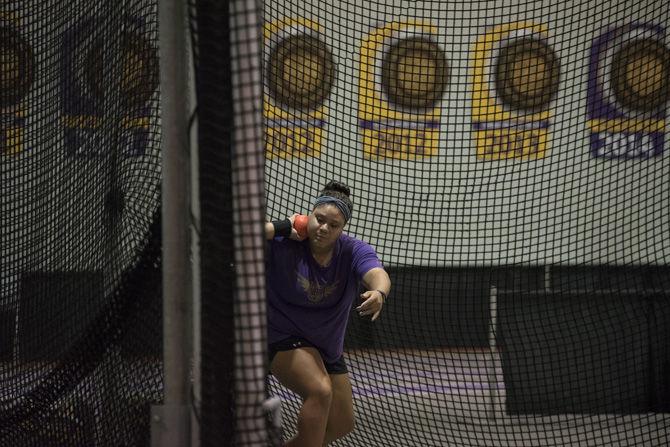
[257,1,670,446]
[190,0,269,446]
[5,0,670,445]
[1,1,162,446]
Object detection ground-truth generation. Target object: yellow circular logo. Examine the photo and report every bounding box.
[494,37,560,112]
[85,32,159,109]
[380,36,449,111]
[611,38,670,112]
[267,34,335,111]
[0,26,35,107]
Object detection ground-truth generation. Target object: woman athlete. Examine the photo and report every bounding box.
[265,180,391,446]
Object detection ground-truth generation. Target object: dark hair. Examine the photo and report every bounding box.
[319,180,353,216]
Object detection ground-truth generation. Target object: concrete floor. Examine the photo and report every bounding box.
[268,349,670,447]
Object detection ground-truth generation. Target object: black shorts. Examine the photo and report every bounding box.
[268,336,348,375]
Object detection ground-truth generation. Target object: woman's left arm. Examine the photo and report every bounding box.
[357,267,391,321]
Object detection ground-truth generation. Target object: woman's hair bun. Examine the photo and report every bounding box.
[322,180,350,197]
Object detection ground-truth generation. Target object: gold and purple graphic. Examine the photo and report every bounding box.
[358,21,448,160]
[587,24,669,159]
[0,17,34,155]
[472,22,560,161]
[60,17,158,157]
[264,18,335,159]
[358,21,449,160]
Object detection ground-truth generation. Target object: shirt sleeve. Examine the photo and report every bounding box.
[351,239,383,281]
[265,237,282,267]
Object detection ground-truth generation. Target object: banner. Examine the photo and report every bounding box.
[358,21,448,159]
[263,18,334,159]
[60,17,157,157]
[0,15,34,155]
[587,24,669,159]
[471,22,560,161]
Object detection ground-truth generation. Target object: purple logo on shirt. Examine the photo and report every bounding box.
[297,272,339,304]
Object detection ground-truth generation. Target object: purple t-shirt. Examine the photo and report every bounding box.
[266,233,383,363]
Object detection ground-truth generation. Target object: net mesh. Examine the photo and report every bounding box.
[259,0,670,446]
[190,0,269,445]
[3,0,670,445]
[1,0,162,445]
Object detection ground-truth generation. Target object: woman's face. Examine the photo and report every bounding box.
[308,204,346,250]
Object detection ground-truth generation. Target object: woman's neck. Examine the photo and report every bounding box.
[310,244,334,267]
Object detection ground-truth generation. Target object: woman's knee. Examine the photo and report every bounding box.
[306,375,333,406]
[271,348,333,405]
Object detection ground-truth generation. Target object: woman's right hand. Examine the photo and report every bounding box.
[288,213,307,241]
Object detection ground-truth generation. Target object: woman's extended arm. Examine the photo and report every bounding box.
[357,267,391,321]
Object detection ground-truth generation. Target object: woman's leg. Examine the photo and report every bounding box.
[323,373,354,445]
[271,347,333,447]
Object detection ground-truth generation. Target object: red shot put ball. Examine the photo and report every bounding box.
[294,214,309,238]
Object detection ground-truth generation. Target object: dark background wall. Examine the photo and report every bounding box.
[345,265,670,414]
[6,264,668,415]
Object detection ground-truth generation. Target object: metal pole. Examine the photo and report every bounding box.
[152,0,192,445]
[229,0,268,444]
[488,285,499,421]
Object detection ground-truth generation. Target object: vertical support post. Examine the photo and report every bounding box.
[194,0,236,444]
[229,0,268,445]
[189,62,202,447]
[488,285,499,421]
[153,0,192,445]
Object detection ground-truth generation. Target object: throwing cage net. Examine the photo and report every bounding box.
[255,0,670,446]
[1,0,162,445]
[3,0,670,446]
